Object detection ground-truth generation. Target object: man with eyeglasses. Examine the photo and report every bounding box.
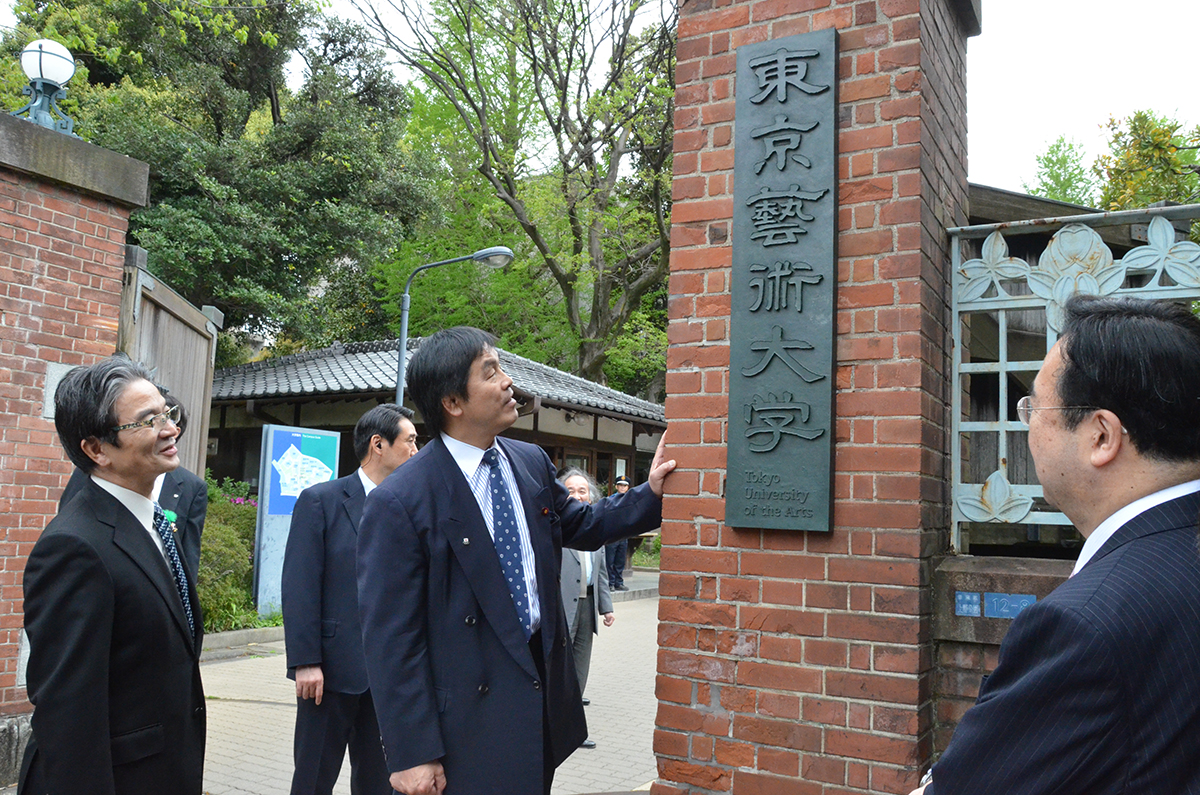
[20,356,206,795]
[913,295,1200,795]
[59,392,208,576]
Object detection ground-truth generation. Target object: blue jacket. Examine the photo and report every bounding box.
[356,435,662,795]
[281,472,371,694]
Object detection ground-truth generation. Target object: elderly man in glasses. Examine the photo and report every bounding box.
[21,356,206,795]
[913,295,1200,795]
[59,391,208,577]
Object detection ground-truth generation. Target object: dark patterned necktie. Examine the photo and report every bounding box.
[482,448,533,639]
[153,503,195,637]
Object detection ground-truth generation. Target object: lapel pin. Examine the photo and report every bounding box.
[463,537,471,546]
[541,507,549,516]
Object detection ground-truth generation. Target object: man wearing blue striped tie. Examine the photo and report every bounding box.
[357,327,675,795]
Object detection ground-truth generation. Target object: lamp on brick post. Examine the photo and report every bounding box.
[395,246,514,405]
[11,38,78,135]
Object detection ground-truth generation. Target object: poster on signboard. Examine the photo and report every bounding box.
[254,425,340,615]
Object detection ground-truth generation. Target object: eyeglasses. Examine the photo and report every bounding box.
[112,404,181,433]
[1016,396,1099,425]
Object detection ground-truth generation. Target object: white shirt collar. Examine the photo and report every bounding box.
[357,467,377,497]
[90,473,166,557]
[1072,478,1200,575]
[441,432,499,481]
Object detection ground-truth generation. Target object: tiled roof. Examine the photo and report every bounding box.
[212,339,665,424]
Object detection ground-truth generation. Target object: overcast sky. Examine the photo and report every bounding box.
[5,0,1195,193]
[967,0,1198,192]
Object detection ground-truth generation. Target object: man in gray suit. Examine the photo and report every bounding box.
[558,468,613,750]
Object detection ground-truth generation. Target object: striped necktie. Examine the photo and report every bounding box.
[482,448,533,639]
[152,502,195,637]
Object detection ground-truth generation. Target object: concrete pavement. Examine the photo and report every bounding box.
[198,569,660,794]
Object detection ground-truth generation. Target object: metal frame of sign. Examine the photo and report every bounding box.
[727,29,838,531]
[254,425,340,614]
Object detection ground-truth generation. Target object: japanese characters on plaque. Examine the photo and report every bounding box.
[728,30,837,531]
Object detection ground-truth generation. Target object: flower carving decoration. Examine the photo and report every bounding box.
[1028,224,1125,331]
[956,231,1028,302]
[957,470,1034,524]
[1119,216,1200,287]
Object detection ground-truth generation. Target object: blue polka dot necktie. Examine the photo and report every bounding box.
[153,502,195,637]
[482,448,533,639]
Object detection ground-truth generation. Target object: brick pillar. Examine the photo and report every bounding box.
[659,1,976,793]
[0,114,147,751]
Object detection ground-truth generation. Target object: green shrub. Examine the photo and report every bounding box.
[198,473,264,633]
[630,533,662,569]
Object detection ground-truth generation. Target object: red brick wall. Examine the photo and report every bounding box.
[933,640,997,754]
[0,166,128,712]
[659,0,969,792]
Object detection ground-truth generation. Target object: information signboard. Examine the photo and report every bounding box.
[254,425,340,614]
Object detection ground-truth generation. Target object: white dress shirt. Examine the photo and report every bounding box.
[441,433,541,633]
[579,550,593,598]
[357,467,377,497]
[1072,478,1200,575]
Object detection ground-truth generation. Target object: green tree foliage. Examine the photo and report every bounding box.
[1095,111,1200,211]
[3,0,309,72]
[4,10,432,337]
[377,86,578,371]
[355,0,675,385]
[1023,136,1097,207]
[601,292,667,401]
[199,475,264,632]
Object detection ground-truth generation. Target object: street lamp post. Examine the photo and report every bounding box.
[11,39,78,135]
[395,246,514,405]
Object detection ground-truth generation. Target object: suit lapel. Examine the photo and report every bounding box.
[158,469,183,513]
[89,483,197,653]
[430,439,539,679]
[342,474,365,532]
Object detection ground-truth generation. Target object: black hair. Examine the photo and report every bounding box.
[54,356,156,473]
[1058,295,1200,461]
[164,393,188,440]
[407,327,497,437]
[353,403,415,462]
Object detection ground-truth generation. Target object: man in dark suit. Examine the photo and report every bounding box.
[915,295,1200,795]
[558,468,614,749]
[604,474,631,591]
[281,403,418,795]
[357,327,674,795]
[21,356,206,795]
[60,392,208,576]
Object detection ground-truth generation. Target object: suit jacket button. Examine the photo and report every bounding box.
[533,680,542,690]
[561,636,567,647]
[465,615,477,626]
[478,683,489,695]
